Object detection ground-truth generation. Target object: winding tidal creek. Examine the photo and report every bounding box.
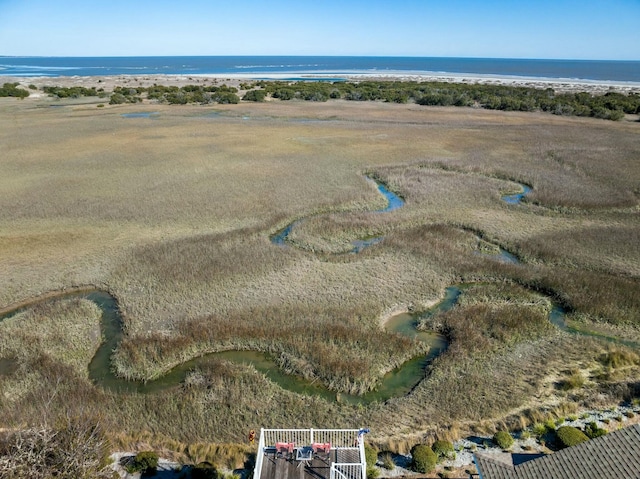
[2,177,636,403]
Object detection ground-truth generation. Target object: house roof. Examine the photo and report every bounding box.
[474,424,640,479]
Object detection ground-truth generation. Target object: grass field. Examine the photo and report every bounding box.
[1,94,639,464]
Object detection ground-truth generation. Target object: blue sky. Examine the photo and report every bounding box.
[1,0,638,59]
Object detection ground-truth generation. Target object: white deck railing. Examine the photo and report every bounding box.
[330,462,366,479]
[254,428,367,479]
[253,428,266,479]
[260,428,362,449]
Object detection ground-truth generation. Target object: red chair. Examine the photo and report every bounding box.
[312,442,331,456]
[276,442,295,459]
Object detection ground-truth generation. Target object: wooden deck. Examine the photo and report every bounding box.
[258,448,361,479]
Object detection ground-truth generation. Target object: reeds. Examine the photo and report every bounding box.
[1,99,639,452]
[0,298,102,379]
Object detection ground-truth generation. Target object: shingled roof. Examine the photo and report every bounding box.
[474,424,640,479]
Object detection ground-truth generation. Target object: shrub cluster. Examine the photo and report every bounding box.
[416,86,633,120]
[109,93,142,104]
[431,439,455,459]
[43,85,104,98]
[111,84,240,105]
[263,80,407,103]
[18,79,640,121]
[242,89,267,102]
[584,422,607,439]
[0,82,29,98]
[364,443,379,478]
[410,444,437,474]
[125,450,159,475]
[493,431,514,450]
[254,80,640,120]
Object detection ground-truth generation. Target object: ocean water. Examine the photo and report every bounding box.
[0,56,638,82]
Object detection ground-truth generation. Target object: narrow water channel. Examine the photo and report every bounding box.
[0,288,448,403]
[2,283,638,403]
[121,112,159,118]
[270,176,404,251]
[501,183,532,205]
[274,176,528,253]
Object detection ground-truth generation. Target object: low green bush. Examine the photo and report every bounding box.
[109,93,127,105]
[0,82,29,98]
[43,85,98,98]
[366,465,380,479]
[411,444,437,474]
[493,431,514,450]
[364,443,378,466]
[242,90,266,102]
[556,426,589,448]
[214,92,240,104]
[584,422,607,439]
[125,451,159,474]
[431,440,454,459]
[364,443,379,478]
[532,422,547,438]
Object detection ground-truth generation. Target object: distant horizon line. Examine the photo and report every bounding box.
[1,54,639,62]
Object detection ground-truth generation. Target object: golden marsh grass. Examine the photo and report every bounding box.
[1,97,639,449]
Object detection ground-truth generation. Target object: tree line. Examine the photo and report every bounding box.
[253,80,639,121]
[27,80,640,121]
